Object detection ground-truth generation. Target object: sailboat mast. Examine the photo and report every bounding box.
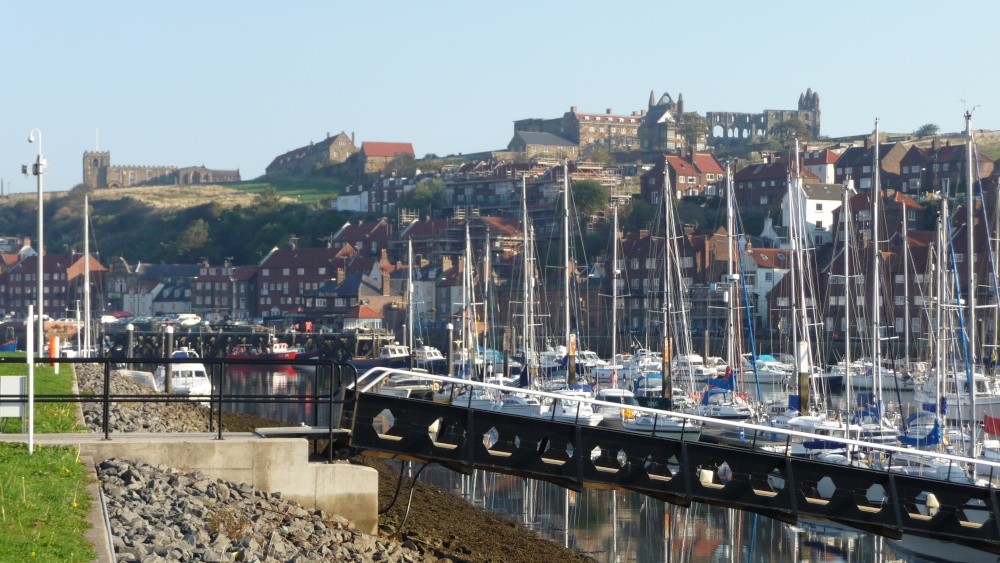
[843,180,853,435]
[84,194,91,357]
[871,119,883,407]
[612,204,619,389]
[903,206,911,377]
[483,228,491,362]
[790,139,812,413]
[662,163,674,399]
[563,161,571,352]
[725,161,736,371]
[965,110,978,477]
[407,238,414,353]
[521,175,534,384]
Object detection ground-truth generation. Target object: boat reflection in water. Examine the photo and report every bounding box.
[223,365,334,426]
[407,462,991,563]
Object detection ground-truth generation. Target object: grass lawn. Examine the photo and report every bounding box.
[0,354,86,434]
[0,354,95,562]
[0,443,96,562]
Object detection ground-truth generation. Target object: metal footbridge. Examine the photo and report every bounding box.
[342,366,1000,555]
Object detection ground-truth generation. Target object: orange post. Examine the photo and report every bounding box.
[49,336,58,369]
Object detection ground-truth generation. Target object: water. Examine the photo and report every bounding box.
[230,367,994,563]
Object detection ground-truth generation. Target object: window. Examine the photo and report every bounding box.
[297,268,305,275]
[955,253,964,263]
[262,269,269,277]
[816,221,823,229]
[706,174,714,180]
[943,163,950,171]
[764,272,773,282]
[836,168,843,175]
[894,295,905,305]
[816,203,822,211]
[760,196,768,205]
[863,165,871,173]
[777,297,790,307]
[631,258,639,270]
[678,176,686,184]
[688,176,696,184]
[631,279,639,289]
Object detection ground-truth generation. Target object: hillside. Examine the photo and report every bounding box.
[0,182,353,267]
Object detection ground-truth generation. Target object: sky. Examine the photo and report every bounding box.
[2,1,998,194]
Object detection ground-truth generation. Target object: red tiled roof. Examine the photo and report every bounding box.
[344,304,382,319]
[479,216,520,237]
[665,156,696,174]
[747,248,792,269]
[361,142,414,158]
[692,153,724,175]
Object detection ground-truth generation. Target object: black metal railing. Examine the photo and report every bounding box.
[0,356,358,463]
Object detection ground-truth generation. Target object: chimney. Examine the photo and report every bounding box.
[606,108,613,115]
[382,270,391,297]
[336,268,345,285]
[351,132,355,144]
[441,255,452,272]
[863,136,871,149]
[931,138,940,151]
[570,106,578,113]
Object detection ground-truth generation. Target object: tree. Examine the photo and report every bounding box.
[172,219,210,260]
[678,112,709,149]
[769,120,813,146]
[584,147,613,165]
[396,178,445,218]
[620,200,657,233]
[571,180,609,218]
[914,123,940,138]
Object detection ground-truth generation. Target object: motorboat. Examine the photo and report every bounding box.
[551,389,603,426]
[153,347,212,397]
[412,345,447,374]
[593,387,639,427]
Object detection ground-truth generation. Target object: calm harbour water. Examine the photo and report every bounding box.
[227,367,995,563]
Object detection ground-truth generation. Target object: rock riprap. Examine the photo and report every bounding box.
[98,458,438,563]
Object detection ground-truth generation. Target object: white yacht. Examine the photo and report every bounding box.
[551,389,603,426]
[154,347,212,397]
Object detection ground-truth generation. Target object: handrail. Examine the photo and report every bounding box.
[354,366,1000,474]
[0,356,354,453]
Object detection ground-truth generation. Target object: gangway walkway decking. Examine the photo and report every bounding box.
[346,367,1000,555]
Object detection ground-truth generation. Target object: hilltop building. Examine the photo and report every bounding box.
[706,89,821,142]
[82,151,240,188]
[266,131,358,176]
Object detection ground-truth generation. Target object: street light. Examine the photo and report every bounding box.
[24,130,45,357]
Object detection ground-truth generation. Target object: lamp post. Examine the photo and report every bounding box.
[24,130,45,357]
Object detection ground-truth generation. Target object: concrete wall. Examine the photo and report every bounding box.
[37,434,379,534]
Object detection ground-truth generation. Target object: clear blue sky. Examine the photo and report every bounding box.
[3,1,997,194]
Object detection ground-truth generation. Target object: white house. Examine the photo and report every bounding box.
[335,184,370,213]
[803,148,841,184]
[781,180,845,247]
[742,245,792,329]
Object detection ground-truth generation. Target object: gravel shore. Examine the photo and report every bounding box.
[76,364,596,563]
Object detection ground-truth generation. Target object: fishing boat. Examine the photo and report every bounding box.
[228,333,298,361]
